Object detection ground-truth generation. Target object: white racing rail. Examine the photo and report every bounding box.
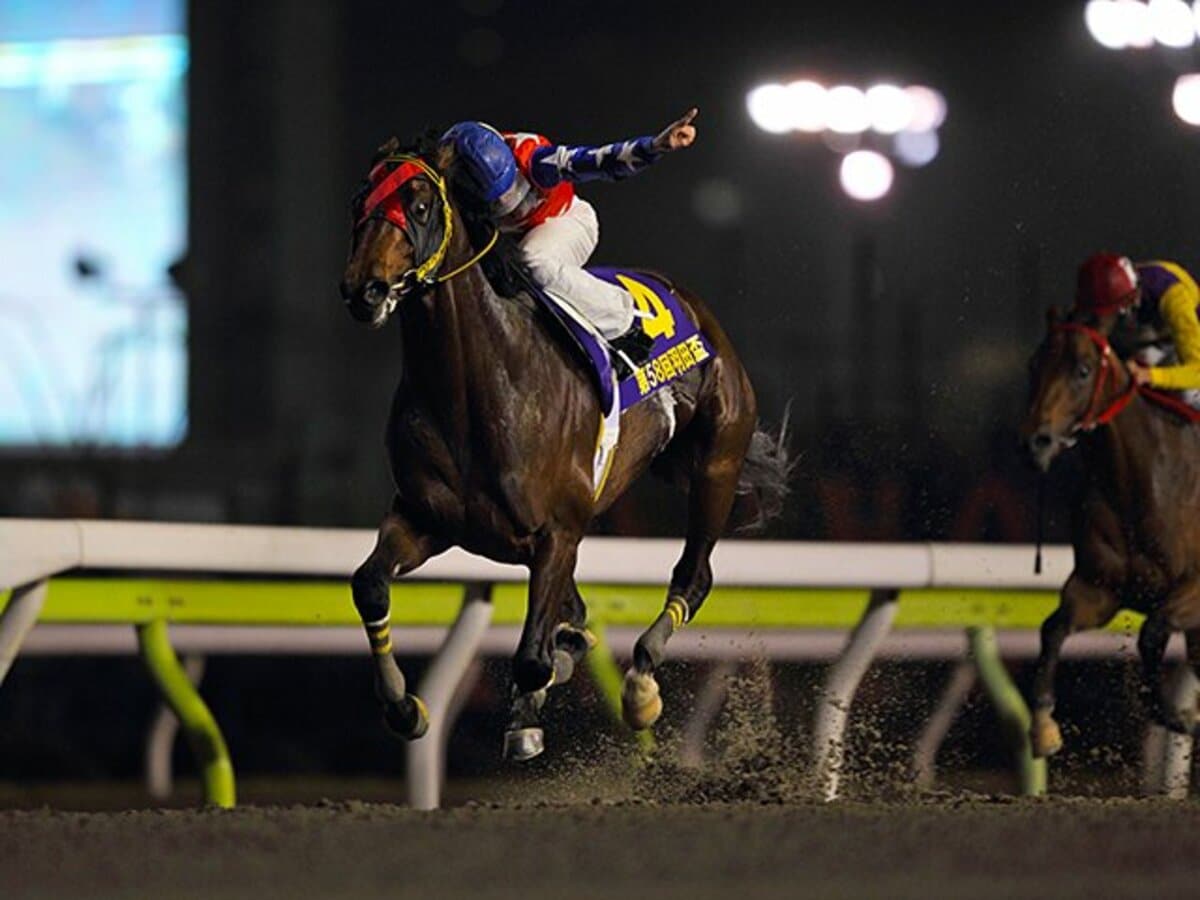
[0,519,1189,807]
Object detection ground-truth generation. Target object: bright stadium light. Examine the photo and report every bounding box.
[821,130,861,155]
[826,85,870,134]
[746,83,793,133]
[1149,0,1195,46]
[1173,73,1200,124]
[893,129,940,167]
[905,85,947,132]
[865,83,913,134]
[786,79,828,132]
[1086,0,1158,48]
[1086,0,1129,48]
[1120,0,1156,47]
[839,150,893,201]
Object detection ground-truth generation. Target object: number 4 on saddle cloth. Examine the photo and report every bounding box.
[530,267,715,498]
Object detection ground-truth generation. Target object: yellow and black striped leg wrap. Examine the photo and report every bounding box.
[365,617,393,656]
[633,596,690,673]
[665,595,690,630]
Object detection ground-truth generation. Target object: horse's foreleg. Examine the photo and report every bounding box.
[352,498,442,740]
[504,531,581,761]
[623,443,747,731]
[1029,574,1118,754]
[549,583,595,686]
[1030,606,1070,758]
[1154,580,1200,734]
[1139,608,1188,734]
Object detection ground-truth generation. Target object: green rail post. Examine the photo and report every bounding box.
[137,618,235,808]
[968,625,1046,797]
[585,622,655,754]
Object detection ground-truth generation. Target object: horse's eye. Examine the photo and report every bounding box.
[413,200,431,220]
[1076,363,1092,379]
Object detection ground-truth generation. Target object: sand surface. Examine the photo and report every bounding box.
[6,797,1200,900]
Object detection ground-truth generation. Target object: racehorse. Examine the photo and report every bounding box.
[338,134,789,758]
[1021,306,1200,757]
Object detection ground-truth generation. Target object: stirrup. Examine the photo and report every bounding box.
[610,324,654,379]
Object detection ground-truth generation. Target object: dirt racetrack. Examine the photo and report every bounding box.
[5,796,1200,899]
[5,662,1199,898]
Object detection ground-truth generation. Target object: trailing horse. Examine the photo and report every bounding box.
[1021,307,1200,757]
[339,134,789,759]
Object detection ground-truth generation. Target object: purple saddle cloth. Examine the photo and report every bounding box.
[532,267,715,413]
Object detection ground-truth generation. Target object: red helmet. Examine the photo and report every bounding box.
[1075,253,1139,314]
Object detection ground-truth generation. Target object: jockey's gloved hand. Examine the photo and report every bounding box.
[652,108,699,153]
[1128,360,1153,386]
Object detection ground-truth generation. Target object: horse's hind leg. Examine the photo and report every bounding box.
[504,530,582,761]
[622,405,754,730]
[351,496,444,740]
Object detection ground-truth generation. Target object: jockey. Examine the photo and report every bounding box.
[440,109,699,366]
[1075,253,1200,396]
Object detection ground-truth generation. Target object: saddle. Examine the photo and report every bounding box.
[523,267,714,414]
[515,266,715,497]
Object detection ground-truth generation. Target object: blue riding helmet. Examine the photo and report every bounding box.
[440,121,516,203]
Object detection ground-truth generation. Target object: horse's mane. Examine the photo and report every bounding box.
[438,163,533,299]
[449,190,534,300]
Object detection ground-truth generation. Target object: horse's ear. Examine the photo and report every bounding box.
[373,136,401,161]
[1096,309,1120,335]
[433,140,455,175]
[1045,306,1063,326]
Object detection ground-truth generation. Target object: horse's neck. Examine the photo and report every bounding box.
[1083,398,1166,516]
[399,264,531,421]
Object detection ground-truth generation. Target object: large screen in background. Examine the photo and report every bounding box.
[0,1,187,449]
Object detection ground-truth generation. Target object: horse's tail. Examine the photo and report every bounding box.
[735,404,794,533]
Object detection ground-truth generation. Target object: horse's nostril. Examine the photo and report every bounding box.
[362,279,390,307]
[1030,432,1054,452]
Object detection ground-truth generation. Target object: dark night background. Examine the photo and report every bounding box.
[5,0,1199,540]
[2,1,1198,792]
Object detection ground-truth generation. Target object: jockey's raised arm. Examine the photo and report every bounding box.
[527,134,663,186]
[439,110,699,362]
[524,107,699,188]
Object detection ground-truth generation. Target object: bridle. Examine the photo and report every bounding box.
[1051,321,1138,432]
[354,153,497,314]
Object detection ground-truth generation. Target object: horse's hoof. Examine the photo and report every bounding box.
[503,727,545,762]
[555,623,598,655]
[552,648,576,686]
[383,694,430,741]
[1030,712,1062,758]
[621,669,663,731]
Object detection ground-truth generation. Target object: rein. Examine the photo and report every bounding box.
[1052,322,1138,432]
[357,153,497,297]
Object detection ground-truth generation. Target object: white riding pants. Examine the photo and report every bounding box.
[519,198,634,339]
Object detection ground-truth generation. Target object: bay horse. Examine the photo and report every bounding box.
[1021,307,1200,758]
[338,134,788,759]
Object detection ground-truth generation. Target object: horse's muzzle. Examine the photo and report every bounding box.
[342,278,392,326]
[1022,427,1075,473]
